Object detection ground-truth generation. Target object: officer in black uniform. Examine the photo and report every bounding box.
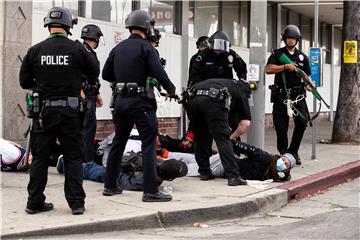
[189,31,247,87]
[186,78,250,186]
[80,24,103,163]
[102,10,176,202]
[188,36,209,85]
[266,25,311,165]
[147,28,161,48]
[19,7,100,215]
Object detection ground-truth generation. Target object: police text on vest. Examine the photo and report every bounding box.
[41,55,69,65]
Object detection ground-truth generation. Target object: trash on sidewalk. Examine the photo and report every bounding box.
[192,222,209,228]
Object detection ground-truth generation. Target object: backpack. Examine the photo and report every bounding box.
[121,151,143,174]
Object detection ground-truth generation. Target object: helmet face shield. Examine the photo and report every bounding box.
[212,38,230,52]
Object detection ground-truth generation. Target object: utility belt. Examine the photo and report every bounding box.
[26,92,87,118]
[109,81,156,108]
[193,87,231,111]
[114,82,146,96]
[43,97,87,112]
[269,84,305,102]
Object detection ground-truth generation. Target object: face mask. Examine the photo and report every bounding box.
[276,159,287,172]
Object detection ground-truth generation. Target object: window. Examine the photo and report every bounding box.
[333,27,342,66]
[193,1,219,39]
[281,7,288,31]
[110,0,133,24]
[141,0,175,34]
[321,23,331,64]
[33,0,78,15]
[222,1,249,48]
[288,11,299,26]
[266,3,274,52]
[300,15,311,55]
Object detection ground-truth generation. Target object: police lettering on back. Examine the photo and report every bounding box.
[41,55,69,65]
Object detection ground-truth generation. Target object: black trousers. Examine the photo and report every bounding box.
[105,96,158,194]
[186,96,239,178]
[82,96,97,163]
[27,108,85,210]
[273,93,308,155]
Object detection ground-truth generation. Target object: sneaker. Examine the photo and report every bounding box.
[25,202,54,214]
[71,207,85,215]
[142,192,172,202]
[200,173,215,181]
[228,176,247,186]
[102,186,123,196]
[56,155,64,174]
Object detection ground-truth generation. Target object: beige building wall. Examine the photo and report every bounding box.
[1,1,32,144]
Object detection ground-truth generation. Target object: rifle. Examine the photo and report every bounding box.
[279,53,330,109]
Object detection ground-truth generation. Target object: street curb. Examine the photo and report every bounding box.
[278,160,360,200]
[1,189,287,239]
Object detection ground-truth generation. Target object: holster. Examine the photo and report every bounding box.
[269,85,277,103]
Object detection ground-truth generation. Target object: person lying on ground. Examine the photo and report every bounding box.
[164,140,296,182]
[0,138,30,171]
[57,151,188,192]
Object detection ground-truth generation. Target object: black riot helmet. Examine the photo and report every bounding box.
[81,24,103,44]
[125,10,155,35]
[196,36,209,50]
[44,7,78,35]
[282,25,301,41]
[209,31,231,53]
[147,29,161,47]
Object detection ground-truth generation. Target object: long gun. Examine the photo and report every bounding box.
[279,53,330,109]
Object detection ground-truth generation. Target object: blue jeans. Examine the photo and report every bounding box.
[82,162,106,183]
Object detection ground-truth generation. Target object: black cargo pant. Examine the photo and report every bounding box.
[27,107,85,210]
[82,95,97,163]
[186,96,239,178]
[105,95,159,194]
[273,91,308,155]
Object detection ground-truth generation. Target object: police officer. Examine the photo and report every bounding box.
[189,31,247,87]
[188,36,209,85]
[147,28,161,48]
[19,7,100,215]
[266,25,311,165]
[80,24,103,163]
[186,78,250,186]
[102,10,177,202]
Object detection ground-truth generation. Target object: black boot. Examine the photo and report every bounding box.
[228,176,247,186]
[25,202,54,214]
[293,153,302,165]
[103,186,123,196]
[200,173,215,181]
[142,192,172,202]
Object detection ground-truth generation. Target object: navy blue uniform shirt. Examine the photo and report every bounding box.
[189,48,247,87]
[191,78,251,124]
[19,35,100,99]
[102,34,175,94]
[267,47,311,88]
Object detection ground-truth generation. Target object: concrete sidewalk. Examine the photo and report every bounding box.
[1,121,359,238]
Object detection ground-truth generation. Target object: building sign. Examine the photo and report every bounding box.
[343,40,358,63]
[310,47,322,87]
[149,7,194,25]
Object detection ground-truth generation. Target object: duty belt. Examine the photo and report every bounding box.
[44,99,68,107]
[114,83,146,96]
[275,85,304,95]
[194,87,228,100]
[43,97,84,112]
